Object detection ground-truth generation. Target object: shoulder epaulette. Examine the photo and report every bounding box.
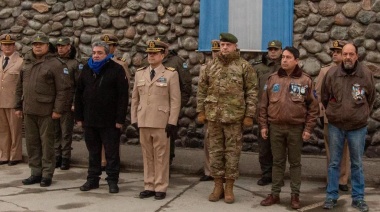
[321,64,331,68]
[117,57,127,62]
[165,66,176,72]
[252,60,262,65]
[137,66,147,71]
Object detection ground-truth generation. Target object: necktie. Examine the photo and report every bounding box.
[150,69,155,81]
[3,57,9,69]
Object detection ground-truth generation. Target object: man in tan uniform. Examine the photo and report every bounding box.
[315,40,350,192]
[0,34,23,166]
[99,34,131,170]
[199,39,220,181]
[131,40,181,200]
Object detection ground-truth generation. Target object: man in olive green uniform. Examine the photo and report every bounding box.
[154,36,192,166]
[99,34,131,170]
[315,40,350,192]
[197,33,258,204]
[254,40,282,186]
[54,37,81,170]
[15,33,70,187]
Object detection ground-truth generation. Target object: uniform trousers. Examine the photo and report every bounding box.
[270,123,303,195]
[324,123,350,185]
[84,127,120,183]
[24,114,55,179]
[208,121,242,180]
[140,127,170,192]
[0,108,22,162]
[203,124,211,176]
[54,111,74,159]
[258,124,273,178]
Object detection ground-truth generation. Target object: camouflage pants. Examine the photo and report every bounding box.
[208,121,242,179]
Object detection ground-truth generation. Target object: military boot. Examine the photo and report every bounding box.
[55,156,62,168]
[60,158,70,170]
[208,177,224,202]
[224,179,235,204]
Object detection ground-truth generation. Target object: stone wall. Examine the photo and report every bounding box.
[1,0,380,157]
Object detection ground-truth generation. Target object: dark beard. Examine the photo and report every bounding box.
[217,51,240,66]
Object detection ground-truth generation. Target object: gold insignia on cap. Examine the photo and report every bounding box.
[149,41,155,48]
[5,35,11,41]
[59,38,62,42]
[156,37,161,41]
[270,42,275,46]
[333,41,339,48]
[36,36,41,41]
[104,35,110,42]
[212,41,219,48]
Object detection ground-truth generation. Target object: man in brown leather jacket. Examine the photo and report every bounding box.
[259,46,319,209]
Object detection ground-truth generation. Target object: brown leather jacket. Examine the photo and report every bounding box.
[321,62,375,131]
[259,65,319,133]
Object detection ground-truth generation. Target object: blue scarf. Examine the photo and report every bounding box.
[87,54,113,74]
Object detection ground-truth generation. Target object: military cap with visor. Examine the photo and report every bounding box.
[219,33,238,44]
[330,40,345,51]
[267,40,282,49]
[211,40,220,51]
[145,40,168,53]
[100,34,118,45]
[31,33,49,44]
[56,37,71,45]
[154,35,169,45]
[0,34,16,44]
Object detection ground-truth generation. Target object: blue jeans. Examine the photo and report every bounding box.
[326,124,367,201]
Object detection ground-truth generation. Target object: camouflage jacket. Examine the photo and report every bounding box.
[197,52,258,123]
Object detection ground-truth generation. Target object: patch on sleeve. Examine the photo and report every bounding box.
[78,64,84,70]
[63,68,69,75]
[272,84,280,93]
[183,62,188,69]
[263,84,267,91]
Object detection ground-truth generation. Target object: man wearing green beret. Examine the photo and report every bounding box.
[15,33,71,187]
[197,32,258,204]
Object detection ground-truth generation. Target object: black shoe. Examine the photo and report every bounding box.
[154,192,166,200]
[101,166,106,171]
[339,184,349,191]
[80,181,99,191]
[0,160,9,165]
[60,158,70,170]
[257,177,272,186]
[139,190,155,198]
[352,199,369,212]
[22,175,42,185]
[199,175,214,181]
[108,182,119,193]
[8,160,20,166]
[55,156,62,168]
[323,198,337,209]
[40,178,52,187]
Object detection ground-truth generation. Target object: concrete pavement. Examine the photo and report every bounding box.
[0,140,378,211]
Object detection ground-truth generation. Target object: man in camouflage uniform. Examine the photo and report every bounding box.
[15,33,71,187]
[100,34,131,170]
[54,37,81,170]
[315,40,350,192]
[197,33,258,204]
[154,35,192,166]
[254,40,282,186]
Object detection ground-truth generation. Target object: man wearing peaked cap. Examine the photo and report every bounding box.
[53,36,80,171]
[147,35,192,168]
[15,32,71,187]
[131,39,181,200]
[99,34,131,171]
[0,34,23,166]
[199,39,220,182]
[315,40,350,194]
[197,32,258,203]
[253,39,282,187]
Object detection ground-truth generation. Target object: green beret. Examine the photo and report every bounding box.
[219,33,238,44]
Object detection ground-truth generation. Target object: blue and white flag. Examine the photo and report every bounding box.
[198,0,294,52]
